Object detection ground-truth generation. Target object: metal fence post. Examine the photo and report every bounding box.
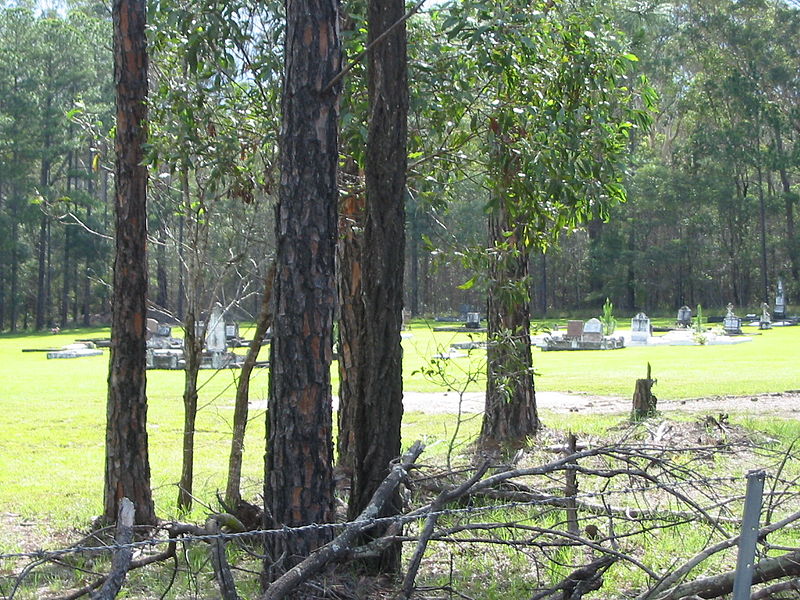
[731,469,766,600]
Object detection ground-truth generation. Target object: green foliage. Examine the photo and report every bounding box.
[439,0,655,252]
[601,297,617,335]
[694,303,704,335]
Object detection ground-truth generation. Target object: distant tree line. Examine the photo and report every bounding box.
[0,0,798,335]
[410,0,800,317]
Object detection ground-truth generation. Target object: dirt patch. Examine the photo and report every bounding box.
[0,513,53,555]
[398,390,800,420]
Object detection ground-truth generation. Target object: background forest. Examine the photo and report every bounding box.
[0,0,798,332]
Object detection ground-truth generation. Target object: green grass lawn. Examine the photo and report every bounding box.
[0,321,798,533]
[402,319,800,398]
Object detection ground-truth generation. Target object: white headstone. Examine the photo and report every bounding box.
[775,280,786,317]
[206,304,227,353]
[631,312,651,343]
[583,318,603,341]
[583,318,602,334]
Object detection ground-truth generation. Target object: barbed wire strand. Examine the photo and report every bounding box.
[1,473,789,563]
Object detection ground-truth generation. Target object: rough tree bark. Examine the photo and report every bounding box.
[335,162,364,477]
[263,0,341,584]
[631,363,657,420]
[481,198,540,447]
[103,0,156,527]
[337,0,408,574]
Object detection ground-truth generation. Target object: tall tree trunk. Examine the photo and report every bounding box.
[103,0,156,527]
[82,256,91,327]
[10,195,19,332]
[263,0,341,583]
[62,152,74,327]
[71,242,79,324]
[46,220,52,328]
[36,214,48,330]
[177,165,200,514]
[481,143,539,447]
[338,0,408,574]
[225,263,275,509]
[626,226,636,310]
[0,262,5,332]
[0,183,4,331]
[82,203,93,327]
[774,125,799,283]
[481,207,539,447]
[336,167,365,479]
[178,311,201,513]
[539,251,547,317]
[155,229,168,310]
[102,167,111,315]
[586,217,604,305]
[83,149,95,327]
[757,165,768,303]
[61,220,71,328]
[176,215,185,320]
[409,197,420,317]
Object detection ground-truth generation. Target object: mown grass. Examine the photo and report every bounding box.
[0,321,798,542]
[403,319,800,398]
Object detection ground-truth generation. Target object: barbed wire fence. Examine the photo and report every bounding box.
[1,437,799,600]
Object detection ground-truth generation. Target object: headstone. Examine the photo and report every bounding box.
[582,318,603,342]
[47,342,103,359]
[759,302,772,330]
[775,279,786,319]
[225,322,239,341]
[145,318,159,339]
[206,304,227,353]
[723,303,742,335]
[631,312,651,343]
[465,312,481,329]
[677,305,692,327]
[566,320,584,338]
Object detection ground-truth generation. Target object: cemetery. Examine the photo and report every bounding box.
[144,305,247,370]
[3,304,800,600]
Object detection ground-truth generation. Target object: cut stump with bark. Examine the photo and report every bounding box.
[631,363,657,420]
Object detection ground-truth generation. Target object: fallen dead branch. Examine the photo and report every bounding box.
[400,460,491,599]
[654,548,800,600]
[415,477,743,527]
[530,554,616,600]
[641,508,800,600]
[260,441,425,600]
[750,577,800,599]
[50,515,246,600]
[92,498,134,600]
[5,437,799,600]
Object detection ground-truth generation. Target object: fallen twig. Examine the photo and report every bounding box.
[92,497,135,600]
[400,460,491,599]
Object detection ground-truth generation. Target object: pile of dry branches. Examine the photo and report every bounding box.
[3,432,799,600]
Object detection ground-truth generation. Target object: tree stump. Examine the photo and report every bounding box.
[631,363,657,420]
